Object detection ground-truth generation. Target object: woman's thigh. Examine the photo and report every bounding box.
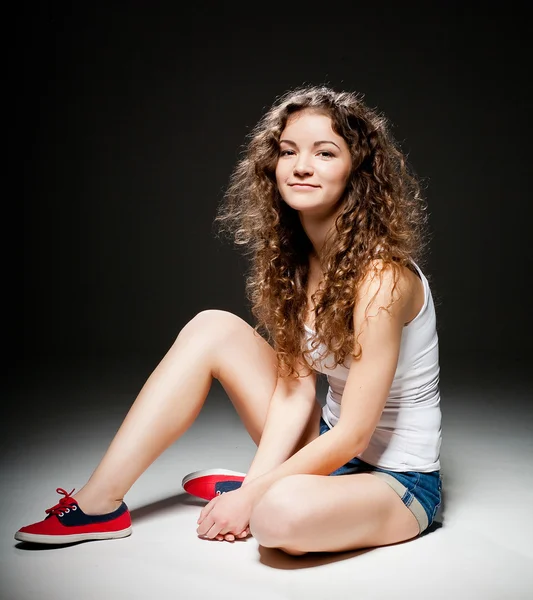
[184,309,279,445]
[250,472,420,554]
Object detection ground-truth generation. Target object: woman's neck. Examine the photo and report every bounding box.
[299,212,338,258]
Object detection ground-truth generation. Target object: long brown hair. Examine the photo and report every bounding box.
[215,85,430,377]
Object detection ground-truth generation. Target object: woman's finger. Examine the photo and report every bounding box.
[211,530,248,542]
[196,514,216,537]
[200,523,219,539]
[204,518,234,540]
[197,497,217,525]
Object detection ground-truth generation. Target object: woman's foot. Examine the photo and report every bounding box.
[14,488,132,545]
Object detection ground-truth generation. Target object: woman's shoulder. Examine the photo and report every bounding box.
[358,259,422,323]
[361,258,417,289]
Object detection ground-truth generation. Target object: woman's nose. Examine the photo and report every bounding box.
[293,155,314,176]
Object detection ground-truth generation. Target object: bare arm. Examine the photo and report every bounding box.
[244,364,317,484]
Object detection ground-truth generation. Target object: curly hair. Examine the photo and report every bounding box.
[215,85,430,378]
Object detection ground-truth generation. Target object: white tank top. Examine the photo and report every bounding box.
[305,261,441,472]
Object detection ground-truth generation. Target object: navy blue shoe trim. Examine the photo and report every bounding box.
[214,481,243,494]
[52,502,129,527]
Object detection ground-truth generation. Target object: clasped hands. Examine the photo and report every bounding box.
[196,485,256,542]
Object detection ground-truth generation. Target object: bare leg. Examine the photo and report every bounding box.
[73,310,280,514]
[249,473,419,554]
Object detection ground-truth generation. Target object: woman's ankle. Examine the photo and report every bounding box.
[73,490,123,515]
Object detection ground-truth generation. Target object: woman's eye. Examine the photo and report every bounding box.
[279,149,295,157]
[318,151,333,158]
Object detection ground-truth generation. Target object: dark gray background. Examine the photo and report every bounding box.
[17,3,532,380]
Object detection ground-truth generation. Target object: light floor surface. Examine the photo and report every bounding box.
[1,355,532,600]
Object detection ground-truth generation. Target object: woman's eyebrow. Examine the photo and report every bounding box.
[279,139,341,150]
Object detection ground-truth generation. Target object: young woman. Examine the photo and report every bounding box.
[15,85,442,555]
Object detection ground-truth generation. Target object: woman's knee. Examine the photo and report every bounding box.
[177,310,243,347]
[249,475,310,549]
[176,309,267,380]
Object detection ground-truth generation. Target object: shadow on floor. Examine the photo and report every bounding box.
[130,492,206,521]
[258,545,373,569]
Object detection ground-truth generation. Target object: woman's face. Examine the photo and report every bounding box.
[275,110,352,219]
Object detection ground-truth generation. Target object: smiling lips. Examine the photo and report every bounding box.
[289,183,319,189]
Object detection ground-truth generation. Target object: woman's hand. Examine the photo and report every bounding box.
[196,486,256,542]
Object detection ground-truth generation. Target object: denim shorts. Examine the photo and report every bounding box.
[320,417,442,534]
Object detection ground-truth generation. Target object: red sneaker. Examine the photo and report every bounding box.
[181,469,246,501]
[14,488,132,545]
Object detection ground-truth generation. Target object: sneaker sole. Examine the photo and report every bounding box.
[181,468,246,487]
[14,526,132,545]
